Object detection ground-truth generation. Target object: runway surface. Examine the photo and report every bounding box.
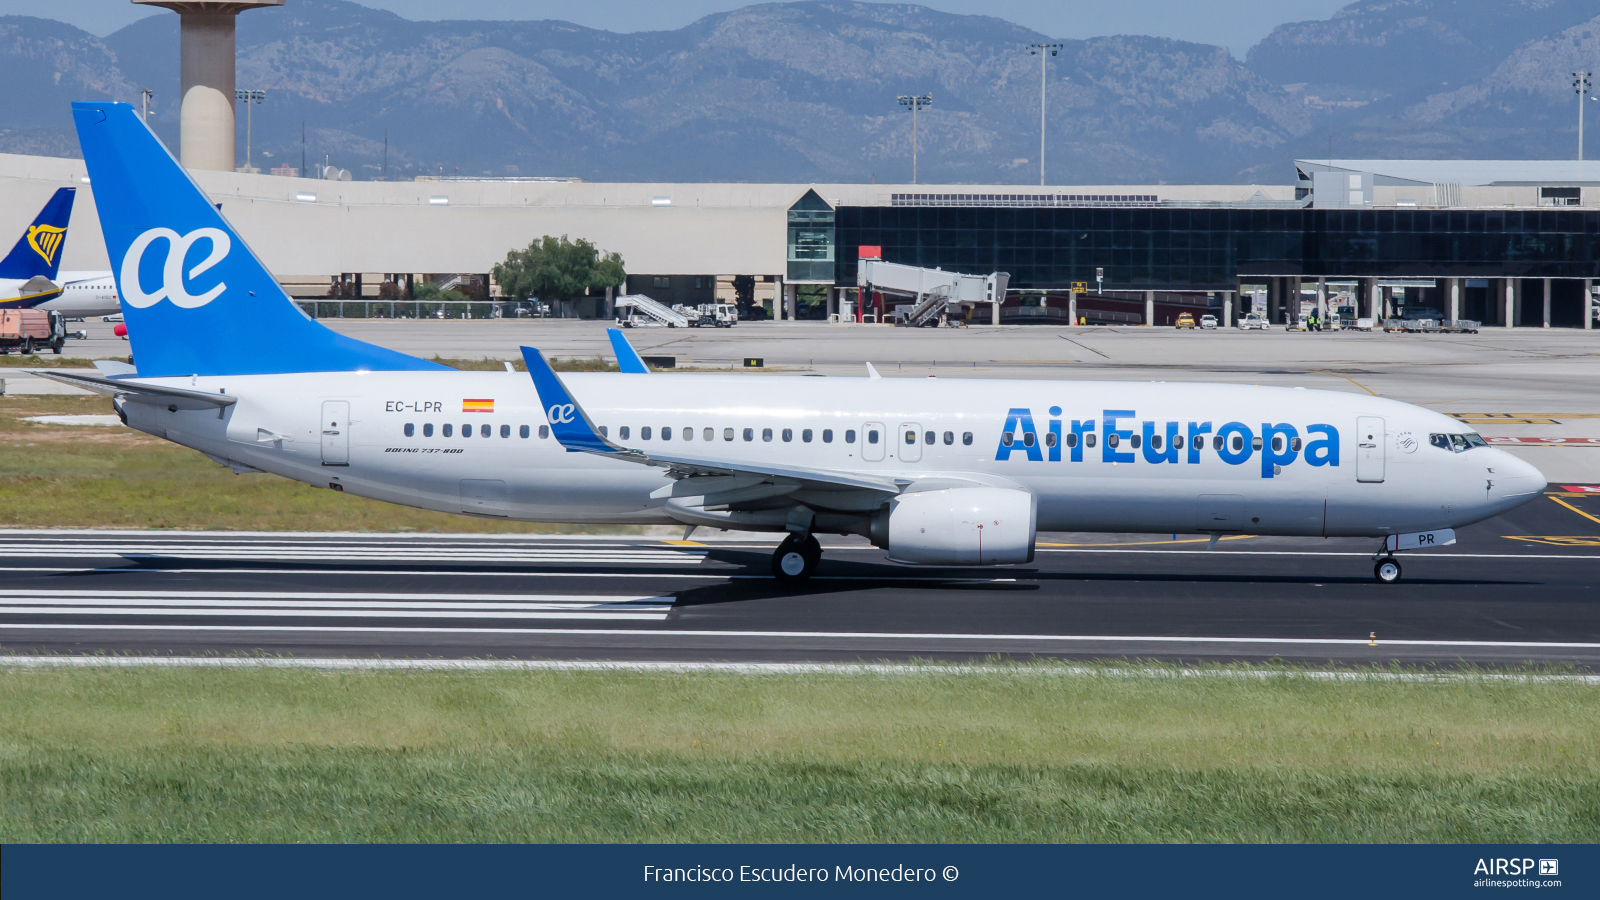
[2,488,1599,668]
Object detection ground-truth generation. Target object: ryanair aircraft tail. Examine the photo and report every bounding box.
[71,101,445,378]
[0,187,75,281]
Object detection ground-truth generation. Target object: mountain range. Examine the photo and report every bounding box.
[0,0,1595,184]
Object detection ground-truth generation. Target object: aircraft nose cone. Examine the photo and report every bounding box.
[1486,450,1547,504]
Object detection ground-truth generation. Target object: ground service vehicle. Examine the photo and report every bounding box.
[1200,314,1218,329]
[1238,312,1269,330]
[51,101,1548,587]
[1175,313,1196,329]
[0,308,65,354]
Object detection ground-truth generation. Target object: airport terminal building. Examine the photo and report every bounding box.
[4,152,1597,328]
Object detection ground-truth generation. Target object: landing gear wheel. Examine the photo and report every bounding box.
[1374,557,1402,584]
[771,534,822,582]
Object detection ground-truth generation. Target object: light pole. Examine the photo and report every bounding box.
[235,89,266,173]
[1575,72,1593,161]
[897,93,932,184]
[1026,42,1062,186]
[139,90,154,125]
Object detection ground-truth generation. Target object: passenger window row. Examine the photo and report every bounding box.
[404,423,542,439]
[904,430,973,446]
[402,423,979,450]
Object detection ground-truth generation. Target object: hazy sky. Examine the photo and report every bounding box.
[16,0,1350,55]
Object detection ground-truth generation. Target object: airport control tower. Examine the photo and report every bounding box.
[132,0,284,172]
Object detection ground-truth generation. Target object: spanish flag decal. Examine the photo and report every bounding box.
[463,398,494,413]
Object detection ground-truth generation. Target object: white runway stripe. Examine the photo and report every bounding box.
[0,546,704,564]
[0,607,669,621]
[0,589,670,603]
[0,591,674,621]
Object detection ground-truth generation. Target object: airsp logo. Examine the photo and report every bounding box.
[121,227,231,309]
[547,404,577,424]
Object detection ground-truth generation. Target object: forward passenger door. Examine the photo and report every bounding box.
[1356,416,1385,483]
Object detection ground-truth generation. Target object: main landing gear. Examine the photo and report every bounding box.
[772,533,822,582]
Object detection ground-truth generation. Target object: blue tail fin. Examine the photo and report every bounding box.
[0,187,75,281]
[71,102,445,378]
[606,328,650,373]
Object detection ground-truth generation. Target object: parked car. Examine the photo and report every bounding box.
[1199,314,1218,329]
[1238,312,1269,330]
[1174,312,1196,329]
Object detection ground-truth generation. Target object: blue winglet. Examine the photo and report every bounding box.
[607,328,650,373]
[520,345,620,453]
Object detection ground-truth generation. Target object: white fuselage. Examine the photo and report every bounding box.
[116,370,1546,537]
[37,271,116,317]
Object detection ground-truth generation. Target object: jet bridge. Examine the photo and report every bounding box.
[857,259,1009,326]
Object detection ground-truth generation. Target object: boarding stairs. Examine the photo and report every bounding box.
[613,293,690,328]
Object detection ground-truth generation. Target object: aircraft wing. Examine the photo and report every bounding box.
[30,369,236,410]
[520,345,899,497]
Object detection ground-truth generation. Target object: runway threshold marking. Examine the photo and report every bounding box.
[1,624,1597,650]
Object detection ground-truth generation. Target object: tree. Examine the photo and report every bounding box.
[492,235,625,303]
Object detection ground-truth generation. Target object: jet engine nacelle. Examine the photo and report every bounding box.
[877,487,1037,565]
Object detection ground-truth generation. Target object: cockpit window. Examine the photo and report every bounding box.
[1431,432,1486,453]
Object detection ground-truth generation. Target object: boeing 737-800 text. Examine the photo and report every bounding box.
[45,102,1547,583]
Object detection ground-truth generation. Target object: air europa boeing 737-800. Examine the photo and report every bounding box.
[45,101,1547,583]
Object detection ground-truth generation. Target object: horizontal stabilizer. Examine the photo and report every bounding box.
[92,360,138,377]
[30,370,236,410]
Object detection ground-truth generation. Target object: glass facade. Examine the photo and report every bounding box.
[836,206,1600,291]
[787,189,835,283]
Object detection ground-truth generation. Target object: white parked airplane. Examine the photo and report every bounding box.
[45,101,1548,583]
[38,270,119,318]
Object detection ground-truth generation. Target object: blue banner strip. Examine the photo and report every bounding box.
[3,843,1594,898]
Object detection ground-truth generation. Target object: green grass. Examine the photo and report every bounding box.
[1,663,1596,842]
[430,355,621,372]
[0,394,634,532]
[0,355,132,368]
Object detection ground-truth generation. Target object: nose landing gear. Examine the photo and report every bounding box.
[772,533,822,581]
[1373,557,1402,584]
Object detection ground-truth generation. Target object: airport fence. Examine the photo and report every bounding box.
[291,301,553,320]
